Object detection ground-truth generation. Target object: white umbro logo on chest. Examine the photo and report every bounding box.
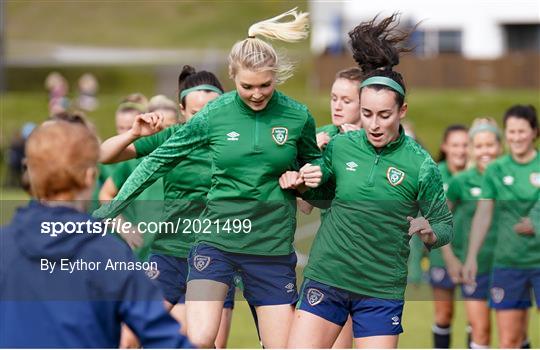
[227,131,240,141]
[346,161,358,171]
[503,175,514,186]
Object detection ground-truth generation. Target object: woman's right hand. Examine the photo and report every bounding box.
[461,256,477,286]
[316,131,330,150]
[445,253,463,284]
[129,112,164,138]
[279,171,306,192]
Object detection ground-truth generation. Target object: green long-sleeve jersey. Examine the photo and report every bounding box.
[530,198,540,237]
[429,161,455,268]
[481,152,540,268]
[302,128,453,300]
[446,167,497,273]
[131,125,209,258]
[94,90,322,255]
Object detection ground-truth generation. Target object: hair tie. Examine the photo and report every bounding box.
[247,35,256,39]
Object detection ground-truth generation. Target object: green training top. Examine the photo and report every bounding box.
[133,125,210,258]
[446,167,497,274]
[111,158,164,261]
[316,123,341,217]
[302,128,453,300]
[481,152,540,268]
[94,90,322,256]
[317,124,340,139]
[530,198,540,237]
[429,161,454,268]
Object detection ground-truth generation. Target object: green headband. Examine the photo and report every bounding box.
[179,84,223,101]
[469,123,501,140]
[117,101,146,113]
[360,76,405,97]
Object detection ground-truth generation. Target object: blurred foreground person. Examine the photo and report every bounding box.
[0,120,191,348]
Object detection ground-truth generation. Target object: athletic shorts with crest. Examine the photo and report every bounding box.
[429,266,455,289]
[187,243,298,306]
[489,267,540,310]
[149,253,236,308]
[297,278,404,338]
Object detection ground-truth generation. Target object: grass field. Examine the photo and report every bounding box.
[6,1,309,50]
[2,87,539,156]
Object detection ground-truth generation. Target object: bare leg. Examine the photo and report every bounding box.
[215,307,233,348]
[186,280,229,348]
[354,335,399,349]
[255,304,295,348]
[464,300,490,347]
[287,309,343,348]
[332,316,353,348]
[496,309,527,348]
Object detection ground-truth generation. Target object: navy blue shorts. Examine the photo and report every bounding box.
[297,278,404,338]
[461,273,490,300]
[187,243,298,306]
[149,253,235,308]
[489,267,540,310]
[429,267,455,290]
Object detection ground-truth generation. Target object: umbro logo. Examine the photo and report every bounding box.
[227,131,240,141]
[346,161,358,171]
[285,283,295,293]
[470,187,481,197]
[391,316,400,326]
[503,175,514,185]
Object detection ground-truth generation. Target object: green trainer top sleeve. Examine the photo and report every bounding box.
[428,161,454,268]
[531,198,540,237]
[133,124,211,258]
[447,168,497,273]
[93,104,210,220]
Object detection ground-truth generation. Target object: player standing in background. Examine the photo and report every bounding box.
[429,124,468,348]
[282,14,453,348]
[94,9,325,348]
[443,117,502,348]
[463,105,539,348]
[316,67,363,149]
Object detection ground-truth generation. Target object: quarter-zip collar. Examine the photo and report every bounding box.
[361,125,406,155]
[234,90,278,116]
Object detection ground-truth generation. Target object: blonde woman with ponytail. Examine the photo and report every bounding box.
[94,8,324,348]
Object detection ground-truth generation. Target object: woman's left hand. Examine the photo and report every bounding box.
[340,123,361,133]
[299,163,322,188]
[407,216,437,246]
[514,217,535,235]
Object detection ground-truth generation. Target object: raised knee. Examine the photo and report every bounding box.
[187,330,216,349]
[499,335,522,349]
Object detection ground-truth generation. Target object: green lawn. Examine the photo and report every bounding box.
[2,87,539,155]
[6,1,309,50]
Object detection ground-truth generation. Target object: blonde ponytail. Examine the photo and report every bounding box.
[229,8,309,84]
[248,8,309,42]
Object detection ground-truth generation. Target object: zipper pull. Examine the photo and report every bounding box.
[375,155,380,164]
